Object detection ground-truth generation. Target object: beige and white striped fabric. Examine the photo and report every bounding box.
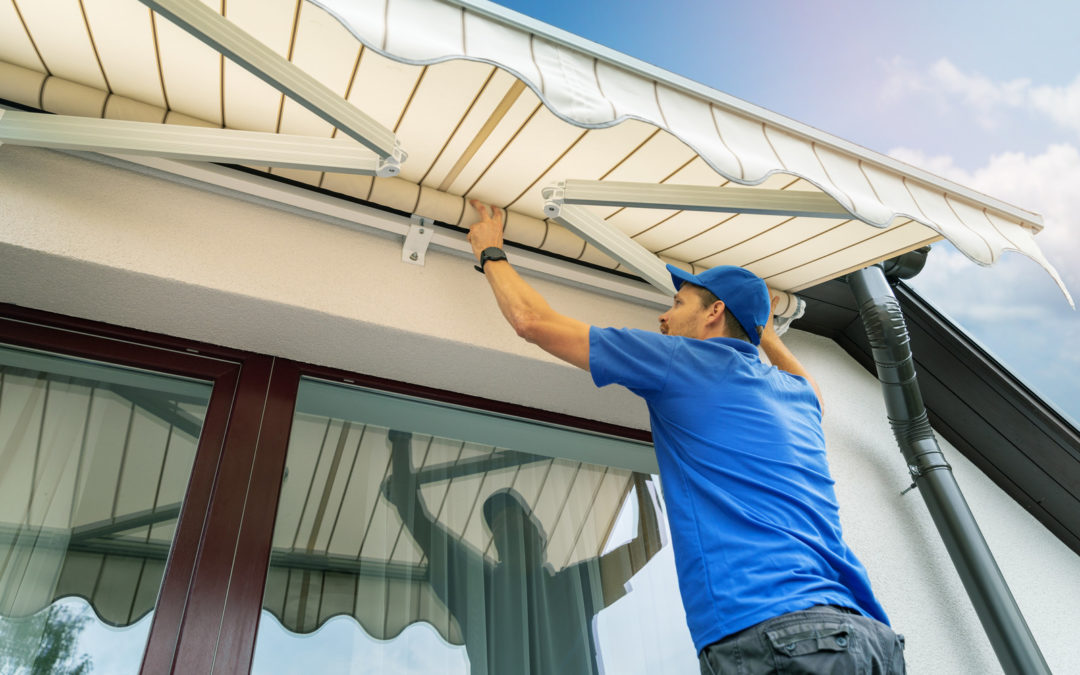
[0,0,1067,300]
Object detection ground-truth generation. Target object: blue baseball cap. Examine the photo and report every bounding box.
[666,264,771,345]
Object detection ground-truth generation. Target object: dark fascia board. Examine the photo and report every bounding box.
[794,279,1080,557]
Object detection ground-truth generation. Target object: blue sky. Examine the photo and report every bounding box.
[490,0,1080,424]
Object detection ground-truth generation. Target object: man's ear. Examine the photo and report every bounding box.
[706,300,726,327]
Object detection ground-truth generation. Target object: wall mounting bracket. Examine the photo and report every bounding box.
[402,216,435,265]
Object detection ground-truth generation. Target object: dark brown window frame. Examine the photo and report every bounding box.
[0,302,652,674]
[0,303,273,675]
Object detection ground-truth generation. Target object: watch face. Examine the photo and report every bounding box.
[477,247,507,272]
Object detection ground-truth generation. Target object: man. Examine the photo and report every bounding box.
[382,430,662,675]
[466,201,905,674]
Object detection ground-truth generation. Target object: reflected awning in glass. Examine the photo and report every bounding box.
[0,344,211,657]
[258,378,664,647]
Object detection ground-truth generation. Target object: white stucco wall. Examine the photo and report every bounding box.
[792,330,1080,673]
[0,145,657,429]
[3,146,1079,672]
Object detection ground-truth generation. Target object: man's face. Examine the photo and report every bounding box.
[659,285,713,339]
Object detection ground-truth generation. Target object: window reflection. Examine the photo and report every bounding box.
[0,345,211,673]
[0,597,153,674]
[254,379,665,675]
[384,430,659,674]
[252,611,469,674]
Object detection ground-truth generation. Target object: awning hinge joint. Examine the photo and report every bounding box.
[376,140,407,178]
[541,182,566,218]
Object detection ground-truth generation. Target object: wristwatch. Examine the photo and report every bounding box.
[475,246,508,273]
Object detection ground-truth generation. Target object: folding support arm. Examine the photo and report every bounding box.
[138,0,405,176]
[544,201,677,295]
[544,179,851,219]
[543,187,805,320]
[0,110,387,174]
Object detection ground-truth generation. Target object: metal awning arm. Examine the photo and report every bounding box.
[0,110,386,175]
[138,0,406,177]
[546,179,852,219]
[542,182,813,314]
[541,198,676,295]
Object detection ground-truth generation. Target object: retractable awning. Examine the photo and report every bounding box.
[0,0,1070,301]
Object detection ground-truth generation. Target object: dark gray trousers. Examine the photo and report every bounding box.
[699,606,905,675]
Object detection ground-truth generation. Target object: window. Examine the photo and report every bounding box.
[0,344,212,673]
[0,306,694,674]
[252,378,669,675]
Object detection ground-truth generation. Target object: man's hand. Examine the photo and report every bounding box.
[759,293,824,412]
[467,200,505,263]
[465,199,591,371]
[761,294,781,342]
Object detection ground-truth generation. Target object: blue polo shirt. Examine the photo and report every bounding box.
[589,326,888,651]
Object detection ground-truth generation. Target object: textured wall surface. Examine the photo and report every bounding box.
[3,146,1078,673]
[0,145,657,429]
[791,329,1080,674]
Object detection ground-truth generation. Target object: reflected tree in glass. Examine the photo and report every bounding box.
[0,603,93,674]
[384,431,661,675]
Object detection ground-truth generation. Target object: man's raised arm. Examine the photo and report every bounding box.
[759,296,824,413]
[595,474,664,606]
[468,201,591,371]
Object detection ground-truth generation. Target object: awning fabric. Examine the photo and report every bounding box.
[0,0,1069,300]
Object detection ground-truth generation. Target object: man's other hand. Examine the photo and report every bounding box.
[467,200,505,263]
[761,294,780,342]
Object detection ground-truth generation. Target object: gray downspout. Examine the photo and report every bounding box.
[847,262,1050,675]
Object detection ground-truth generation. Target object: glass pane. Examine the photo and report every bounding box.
[0,344,213,674]
[253,378,686,675]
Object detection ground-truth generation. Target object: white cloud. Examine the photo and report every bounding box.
[891,144,1080,421]
[881,58,1080,136]
[872,58,1080,420]
[929,60,1030,130]
[889,142,1079,329]
[1029,75,1080,137]
[879,56,929,100]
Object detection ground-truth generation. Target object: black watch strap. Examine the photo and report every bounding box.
[475,247,508,273]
